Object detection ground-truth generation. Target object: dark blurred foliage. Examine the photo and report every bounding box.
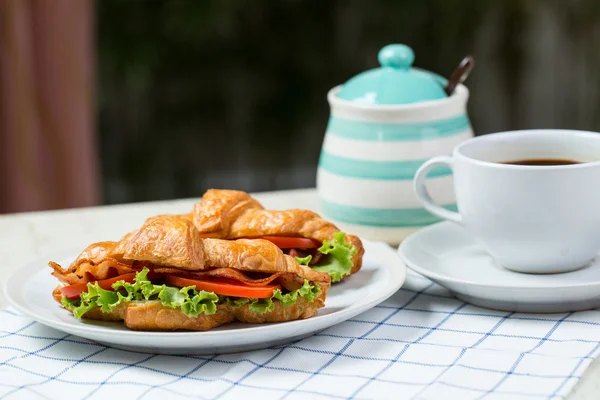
[97,0,600,204]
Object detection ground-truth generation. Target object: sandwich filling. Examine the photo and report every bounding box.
[59,267,320,320]
[257,232,357,283]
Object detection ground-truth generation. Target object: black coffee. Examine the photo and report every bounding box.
[502,158,582,166]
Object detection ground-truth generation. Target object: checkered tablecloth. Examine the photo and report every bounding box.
[2,270,600,400]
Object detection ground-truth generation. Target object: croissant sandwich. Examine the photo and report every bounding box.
[190,189,364,282]
[49,215,331,331]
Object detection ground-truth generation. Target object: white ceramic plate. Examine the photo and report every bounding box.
[399,221,600,313]
[4,240,405,355]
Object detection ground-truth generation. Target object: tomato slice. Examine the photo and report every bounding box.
[166,275,279,298]
[59,273,137,300]
[258,236,321,249]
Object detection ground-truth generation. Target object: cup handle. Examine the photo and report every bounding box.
[414,156,462,224]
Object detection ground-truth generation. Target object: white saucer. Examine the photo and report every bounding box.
[398,222,600,313]
[4,240,406,355]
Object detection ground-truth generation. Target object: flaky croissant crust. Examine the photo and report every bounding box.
[191,189,364,276]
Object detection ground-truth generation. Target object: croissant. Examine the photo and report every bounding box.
[50,214,330,331]
[191,189,364,281]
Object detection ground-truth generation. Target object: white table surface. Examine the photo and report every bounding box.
[0,188,597,399]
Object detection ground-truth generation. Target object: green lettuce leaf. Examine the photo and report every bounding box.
[178,287,219,318]
[61,296,78,311]
[72,301,99,320]
[272,279,320,305]
[312,232,357,282]
[223,279,320,314]
[297,279,321,302]
[63,268,219,320]
[112,268,158,300]
[224,297,251,308]
[64,298,90,319]
[158,285,190,308]
[85,282,121,312]
[248,298,274,314]
[272,288,298,305]
[294,255,312,266]
[63,282,124,319]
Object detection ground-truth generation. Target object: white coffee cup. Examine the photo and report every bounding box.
[414,129,600,274]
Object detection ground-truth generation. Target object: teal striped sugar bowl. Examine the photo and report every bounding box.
[316,84,473,245]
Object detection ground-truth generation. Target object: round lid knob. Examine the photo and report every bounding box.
[378,44,414,70]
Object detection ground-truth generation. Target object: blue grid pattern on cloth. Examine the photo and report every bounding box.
[2,270,600,400]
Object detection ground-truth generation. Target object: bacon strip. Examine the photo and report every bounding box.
[50,260,141,285]
[151,267,301,288]
[51,254,309,292]
[153,267,303,291]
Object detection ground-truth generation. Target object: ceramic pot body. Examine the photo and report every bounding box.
[317,84,473,244]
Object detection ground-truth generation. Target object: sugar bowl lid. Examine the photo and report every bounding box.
[336,44,447,105]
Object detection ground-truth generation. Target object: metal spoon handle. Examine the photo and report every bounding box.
[444,55,475,96]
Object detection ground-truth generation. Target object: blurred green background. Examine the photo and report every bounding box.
[97,0,600,204]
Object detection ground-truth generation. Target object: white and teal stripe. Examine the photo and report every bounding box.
[321,200,458,227]
[322,128,471,161]
[326,114,470,141]
[317,169,455,209]
[319,152,452,180]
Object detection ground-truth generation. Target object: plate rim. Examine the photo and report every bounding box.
[399,221,600,291]
[4,239,406,342]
